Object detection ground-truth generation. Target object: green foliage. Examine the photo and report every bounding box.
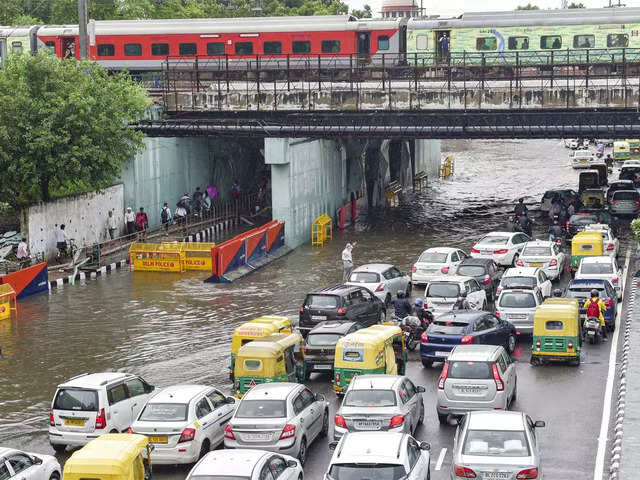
[568,2,585,7]
[517,3,539,9]
[351,4,372,18]
[0,53,151,207]
[632,219,640,244]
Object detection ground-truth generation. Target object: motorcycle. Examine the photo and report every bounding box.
[585,317,602,344]
[391,315,424,351]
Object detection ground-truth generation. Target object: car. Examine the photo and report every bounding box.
[620,165,640,185]
[224,383,329,465]
[346,263,410,306]
[333,375,425,440]
[516,241,566,281]
[584,223,619,258]
[436,345,517,424]
[565,279,617,330]
[568,138,579,149]
[49,372,155,452]
[411,247,469,286]
[455,258,502,302]
[470,232,531,267]
[0,448,61,480]
[451,411,545,480]
[495,288,545,334]
[541,189,578,215]
[129,384,236,464]
[609,190,640,216]
[325,432,431,480]
[424,275,487,316]
[578,208,617,235]
[303,321,362,379]
[570,150,595,169]
[566,212,599,239]
[497,267,552,298]
[606,180,635,203]
[575,256,622,300]
[185,449,303,480]
[420,311,517,368]
[298,284,386,335]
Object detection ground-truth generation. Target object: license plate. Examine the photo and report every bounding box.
[587,331,596,336]
[483,473,511,480]
[509,314,527,320]
[482,250,493,255]
[149,435,168,444]
[311,315,326,321]
[436,351,450,358]
[580,159,588,162]
[354,421,381,430]
[64,418,85,426]
[315,364,332,370]
[245,432,272,442]
[530,262,543,267]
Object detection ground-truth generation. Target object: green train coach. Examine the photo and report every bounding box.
[406,7,640,67]
[0,26,39,65]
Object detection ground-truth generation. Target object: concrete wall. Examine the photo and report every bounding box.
[415,139,442,179]
[23,185,124,259]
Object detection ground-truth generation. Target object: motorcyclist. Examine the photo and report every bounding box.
[393,290,412,319]
[605,154,614,168]
[514,198,528,217]
[549,221,564,243]
[413,298,431,327]
[453,291,471,310]
[553,288,563,297]
[518,212,533,237]
[583,289,607,340]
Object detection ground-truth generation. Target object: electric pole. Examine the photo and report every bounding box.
[78,0,88,59]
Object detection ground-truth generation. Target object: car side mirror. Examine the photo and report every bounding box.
[226,396,236,404]
[316,393,326,402]
[32,457,43,465]
[416,386,426,393]
[534,420,546,428]
[287,460,298,468]
[145,384,155,394]
[328,441,339,451]
[419,442,431,451]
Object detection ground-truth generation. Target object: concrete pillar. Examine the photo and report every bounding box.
[415,139,442,179]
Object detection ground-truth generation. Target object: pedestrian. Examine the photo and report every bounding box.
[124,207,136,237]
[106,210,117,240]
[439,32,449,59]
[135,207,149,240]
[179,192,191,215]
[16,237,29,260]
[192,187,203,214]
[175,203,187,234]
[160,202,172,235]
[341,242,356,282]
[203,190,212,212]
[231,179,241,200]
[56,224,68,257]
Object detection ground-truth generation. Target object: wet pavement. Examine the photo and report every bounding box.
[0,139,634,479]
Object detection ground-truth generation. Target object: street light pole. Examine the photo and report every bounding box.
[78,0,88,59]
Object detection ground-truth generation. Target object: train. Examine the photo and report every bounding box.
[2,7,640,72]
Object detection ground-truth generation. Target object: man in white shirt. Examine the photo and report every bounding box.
[124,207,136,237]
[56,225,68,255]
[107,210,117,239]
[16,238,28,260]
[342,242,356,282]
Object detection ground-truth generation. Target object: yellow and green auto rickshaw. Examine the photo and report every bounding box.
[614,141,631,161]
[63,434,152,480]
[229,316,292,379]
[626,138,640,154]
[580,188,606,209]
[570,231,604,273]
[332,324,407,394]
[233,332,304,397]
[531,299,581,366]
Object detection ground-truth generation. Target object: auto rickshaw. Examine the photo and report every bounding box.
[570,231,604,272]
[233,332,304,397]
[626,138,640,153]
[591,163,608,186]
[332,324,407,394]
[578,170,600,192]
[581,188,606,209]
[531,299,581,366]
[229,316,292,379]
[614,141,631,161]
[63,434,152,480]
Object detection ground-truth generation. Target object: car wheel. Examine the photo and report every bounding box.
[571,356,581,367]
[320,410,329,437]
[379,310,386,324]
[421,359,433,368]
[51,444,66,453]
[511,384,517,405]
[418,402,424,426]
[297,438,307,466]
[438,413,448,425]
[199,439,210,460]
[385,293,391,307]
[50,473,60,480]
[512,254,519,267]
[507,334,516,354]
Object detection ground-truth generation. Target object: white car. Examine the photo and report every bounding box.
[129,384,236,464]
[516,241,566,281]
[584,224,619,258]
[411,247,469,286]
[186,449,302,480]
[0,448,61,480]
[49,372,155,452]
[496,288,545,334]
[470,232,531,267]
[424,276,487,316]
[497,267,552,298]
[326,432,430,480]
[346,263,411,306]
[575,256,622,300]
[570,150,596,169]
[568,138,579,149]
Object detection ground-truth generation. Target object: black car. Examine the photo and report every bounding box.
[455,258,502,301]
[566,212,599,239]
[303,321,362,378]
[299,284,386,335]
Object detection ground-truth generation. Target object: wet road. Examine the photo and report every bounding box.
[0,139,633,479]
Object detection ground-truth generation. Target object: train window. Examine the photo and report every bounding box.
[378,36,390,51]
[476,37,496,51]
[152,43,169,56]
[11,41,23,54]
[607,34,628,48]
[416,34,428,51]
[264,41,282,54]
[207,42,225,55]
[45,41,56,54]
[179,43,197,56]
[292,41,311,54]
[321,40,340,53]
[124,43,142,56]
[235,42,253,55]
[573,35,595,49]
[508,36,529,50]
[97,44,115,57]
[540,35,562,49]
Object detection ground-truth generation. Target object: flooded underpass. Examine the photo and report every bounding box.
[0,138,634,479]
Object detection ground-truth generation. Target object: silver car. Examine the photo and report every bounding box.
[609,189,640,216]
[224,383,329,466]
[496,288,545,334]
[451,411,545,480]
[436,345,517,425]
[333,375,425,440]
[346,263,411,306]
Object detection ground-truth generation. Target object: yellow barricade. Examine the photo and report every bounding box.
[174,242,215,271]
[440,154,455,178]
[0,284,17,319]
[129,243,186,273]
[312,214,333,247]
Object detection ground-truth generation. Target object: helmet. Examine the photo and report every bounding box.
[553,288,563,297]
[414,298,423,307]
[591,289,600,297]
[397,290,405,299]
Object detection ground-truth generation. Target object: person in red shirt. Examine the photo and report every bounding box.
[135,207,149,240]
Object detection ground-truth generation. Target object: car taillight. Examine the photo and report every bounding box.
[494,249,509,255]
[606,243,615,251]
[438,362,450,390]
[420,332,429,342]
[516,468,539,479]
[280,424,296,440]
[635,201,640,205]
[337,307,347,315]
[334,415,347,428]
[224,424,235,440]
[515,258,524,266]
[375,283,385,292]
[335,371,340,384]
[535,339,541,351]
[495,310,501,318]
[454,465,477,478]
[441,266,450,274]
[612,278,619,285]
[549,259,557,266]
[412,265,417,273]
[49,412,55,427]
[126,427,133,434]
[461,335,473,344]
[611,200,616,205]
[299,307,304,312]
[604,297,613,307]
[492,364,504,391]
[178,428,196,443]
[389,415,404,428]
[235,380,240,391]
[483,275,491,285]
[470,248,480,254]
[568,340,574,350]
[95,408,106,429]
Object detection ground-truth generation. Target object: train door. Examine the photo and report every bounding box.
[61,36,76,59]
[357,32,371,56]
[435,30,451,62]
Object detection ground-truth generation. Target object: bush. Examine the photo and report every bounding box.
[631,219,640,243]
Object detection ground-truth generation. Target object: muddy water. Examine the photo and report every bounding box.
[0,138,586,445]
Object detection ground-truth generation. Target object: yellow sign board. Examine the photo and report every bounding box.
[129,243,186,272]
[0,284,17,320]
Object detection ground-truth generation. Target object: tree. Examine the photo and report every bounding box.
[351,4,372,18]
[517,3,539,9]
[0,53,150,206]
[568,2,585,7]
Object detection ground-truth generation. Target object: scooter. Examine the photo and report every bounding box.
[585,317,603,344]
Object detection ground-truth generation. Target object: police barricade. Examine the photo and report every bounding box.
[177,242,216,271]
[266,221,285,253]
[0,284,17,319]
[129,243,186,273]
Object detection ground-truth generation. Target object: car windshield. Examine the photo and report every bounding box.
[138,403,188,422]
[235,400,286,418]
[343,389,397,407]
[479,236,508,245]
[53,389,98,411]
[463,429,530,457]
[427,320,468,335]
[349,272,380,283]
[426,283,460,298]
[457,265,487,277]
[448,361,492,379]
[522,246,551,256]
[613,191,640,201]
[190,476,250,480]
[570,215,598,225]
[499,292,536,308]
[328,463,406,480]
[306,295,338,309]
[418,252,448,263]
[568,286,605,298]
[501,277,536,289]
[307,333,342,346]
[581,262,614,274]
